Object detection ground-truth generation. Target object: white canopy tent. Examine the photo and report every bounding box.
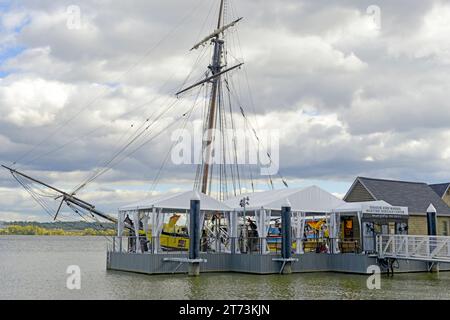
[118,191,231,253]
[120,190,232,212]
[225,185,345,213]
[224,186,345,254]
[329,200,409,254]
[117,187,410,256]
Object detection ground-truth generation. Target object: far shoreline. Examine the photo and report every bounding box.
[0,224,115,237]
[0,234,113,237]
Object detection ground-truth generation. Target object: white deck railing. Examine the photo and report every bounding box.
[377,234,450,263]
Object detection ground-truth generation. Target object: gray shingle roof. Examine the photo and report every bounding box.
[353,177,450,216]
[429,183,450,198]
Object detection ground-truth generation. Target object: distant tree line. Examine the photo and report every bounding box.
[0,221,116,236]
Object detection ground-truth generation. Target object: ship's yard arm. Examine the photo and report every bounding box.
[1,165,117,224]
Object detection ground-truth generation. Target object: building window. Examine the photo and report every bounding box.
[442,221,449,236]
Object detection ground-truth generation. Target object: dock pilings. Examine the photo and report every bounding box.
[188,193,201,276]
[426,204,439,272]
[281,202,293,274]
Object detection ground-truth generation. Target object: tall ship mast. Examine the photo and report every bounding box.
[200,0,227,195]
[176,0,245,199]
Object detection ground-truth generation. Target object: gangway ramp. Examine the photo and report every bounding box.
[377,234,450,263]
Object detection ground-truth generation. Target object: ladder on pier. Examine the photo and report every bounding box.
[376,234,450,263]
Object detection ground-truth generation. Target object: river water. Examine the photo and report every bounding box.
[1,235,450,300]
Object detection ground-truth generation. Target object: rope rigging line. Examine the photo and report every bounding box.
[20,78,182,169]
[149,84,206,194]
[4,0,270,238]
[6,0,293,234]
[227,78,289,189]
[22,42,207,173]
[194,83,210,191]
[190,0,275,197]
[74,99,205,194]
[65,202,114,241]
[12,173,60,220]
[12,170,116,241]
[219,80,234,199]
[218,79,226,200]
[70,95,185,195]
[8,167,119,243]
[23,38,212,171]
[224,77,242,194]
[226,0,282,190]
[243,119,256,193]
[66,22,213,196]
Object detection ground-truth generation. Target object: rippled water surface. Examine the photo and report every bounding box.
[1,236,450,300]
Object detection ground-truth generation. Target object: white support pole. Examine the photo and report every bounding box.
[154,208,165,254]
[150,207,156,252]
[230,210,238,253]
[143,212,149,234]
[142,212,149,254]
[256,208,262,254]
[325,213,332,253]
[260,209,268,254]
[151,207,156,236]
[215,213,220,252]
[331,211,341,254]
[295,212,304,254]
[133,211,141,253]
[357,211,363,253]
[117,211,124,237]
[265,210,271,254]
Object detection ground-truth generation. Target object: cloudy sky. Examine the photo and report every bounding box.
[1,0,450,221]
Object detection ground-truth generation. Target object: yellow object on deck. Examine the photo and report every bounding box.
[306,219,326,231]
[160,233,189,251]
[160,214,189,251]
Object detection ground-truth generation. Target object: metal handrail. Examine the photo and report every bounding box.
[377,234,450,262]
[109,236,363,255]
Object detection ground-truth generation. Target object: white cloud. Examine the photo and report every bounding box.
[321,8,381,46]
[0,77,73,126]
[245,31,367,76]
[4,47,71,77]
[387,2,450,64]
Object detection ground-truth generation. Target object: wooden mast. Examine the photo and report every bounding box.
[176,0,243,197]
[201,0,225,195]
